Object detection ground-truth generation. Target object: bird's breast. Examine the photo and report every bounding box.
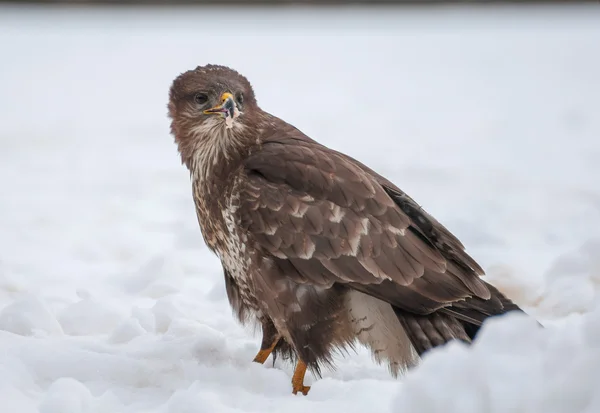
[192,174,252,281]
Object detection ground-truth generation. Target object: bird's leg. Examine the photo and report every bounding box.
[253,318,281,364]
[291,359,311,396]
[253,335,281,364]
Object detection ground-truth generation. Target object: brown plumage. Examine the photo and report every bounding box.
[167,64,526,395]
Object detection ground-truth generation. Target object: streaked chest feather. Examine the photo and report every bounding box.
[186,120,260,310]
[188,119,247,255]
[220,184,252,282]
[192,170,257,309]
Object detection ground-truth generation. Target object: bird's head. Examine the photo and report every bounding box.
[168,64,259,166]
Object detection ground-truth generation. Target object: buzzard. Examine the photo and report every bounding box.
[168,64,523,395]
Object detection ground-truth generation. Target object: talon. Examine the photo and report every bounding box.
[292,385,311,396]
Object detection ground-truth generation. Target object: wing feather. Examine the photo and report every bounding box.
[239,137,491,316]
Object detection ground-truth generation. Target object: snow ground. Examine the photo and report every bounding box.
[1,3,600,412]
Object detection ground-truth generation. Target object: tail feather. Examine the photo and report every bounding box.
[441,281,525,340]
[395,281,526,355]
[394,310,471,355]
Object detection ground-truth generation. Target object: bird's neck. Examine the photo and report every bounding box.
[182,120,257,197]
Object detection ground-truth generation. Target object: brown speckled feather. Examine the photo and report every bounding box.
[241,132,489,301]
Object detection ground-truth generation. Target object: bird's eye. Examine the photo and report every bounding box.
[236,93,244,105]
[194,93,208,105]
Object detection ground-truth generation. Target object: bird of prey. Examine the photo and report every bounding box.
[167,64,524,395]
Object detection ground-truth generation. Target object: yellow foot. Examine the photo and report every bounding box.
[253,348,272,364]
[291,359,310,396]
[252,336,281,364]
[292,384,311,396]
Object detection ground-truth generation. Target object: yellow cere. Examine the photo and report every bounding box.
[220,92,233,102]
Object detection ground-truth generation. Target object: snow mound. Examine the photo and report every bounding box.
[107,317,147,344]
[57,297,125,336]
[38,378,93,413]
[393,309,600,413]
[0,295,63,336]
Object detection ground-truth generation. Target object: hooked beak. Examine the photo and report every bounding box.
[204,92,236,118]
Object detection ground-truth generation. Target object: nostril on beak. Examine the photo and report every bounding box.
[223,98,235,118]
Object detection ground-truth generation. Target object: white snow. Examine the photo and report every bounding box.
[393,309,600,413]
[1,3,600,413]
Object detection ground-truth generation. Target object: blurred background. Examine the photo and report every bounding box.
[1,0,599,315]
[1,0,600,312]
